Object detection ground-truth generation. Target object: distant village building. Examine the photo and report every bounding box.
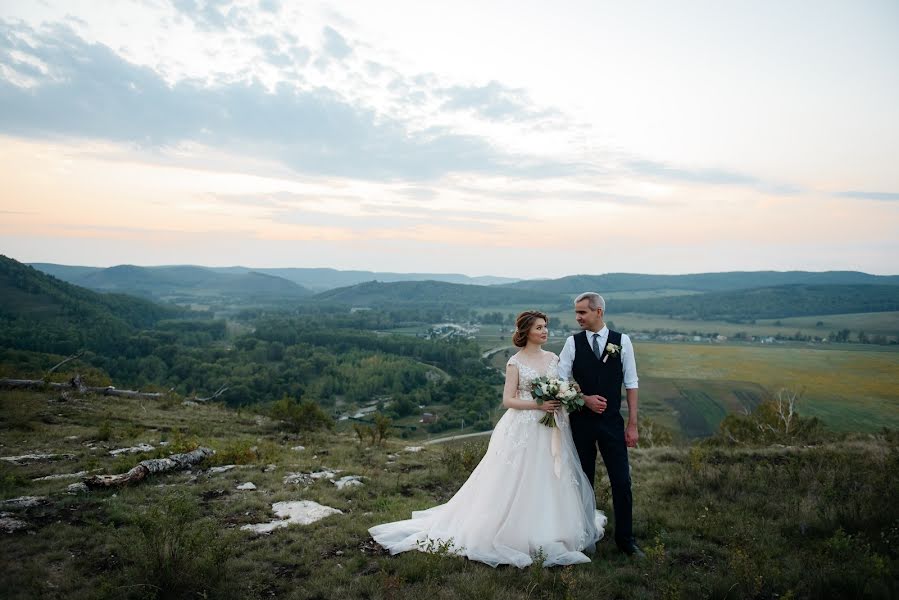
[426,323,479,340]
[420,412,437,424]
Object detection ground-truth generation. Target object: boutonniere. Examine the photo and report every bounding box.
[603,342,621,363]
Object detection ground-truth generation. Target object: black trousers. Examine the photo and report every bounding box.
[570,416,634,549]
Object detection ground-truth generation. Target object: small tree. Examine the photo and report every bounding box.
[373,413,392,445]
[270,396,333,433]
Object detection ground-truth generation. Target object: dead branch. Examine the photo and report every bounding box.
[46,351,85,375]
[192,384,229,403]
[83,447,214,490]
[774,387,801,435]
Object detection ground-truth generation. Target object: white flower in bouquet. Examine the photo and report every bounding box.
[529,376,585,427]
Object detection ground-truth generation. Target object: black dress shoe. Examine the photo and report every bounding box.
[620,543,646,559]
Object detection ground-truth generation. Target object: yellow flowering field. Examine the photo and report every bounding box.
[636,343,899,432]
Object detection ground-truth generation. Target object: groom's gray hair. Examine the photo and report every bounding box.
[575,292,605,312]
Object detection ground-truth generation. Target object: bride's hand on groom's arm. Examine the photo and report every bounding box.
[583,395,607,414]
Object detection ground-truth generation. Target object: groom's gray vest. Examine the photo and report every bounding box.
[570,329,624,430]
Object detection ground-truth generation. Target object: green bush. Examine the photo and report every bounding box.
[714,388,827,446]
[442,440,487,476]
[114,492,236,600]
[270,395,334,432]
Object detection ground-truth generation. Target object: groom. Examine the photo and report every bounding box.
[557,292,644,558]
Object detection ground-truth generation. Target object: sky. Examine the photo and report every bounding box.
[1,0,897,278]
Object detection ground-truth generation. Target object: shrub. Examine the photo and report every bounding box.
[442,440,487,476]
[114,492,237,599]
[96,419,112,441]
[715,387,827,446]
[270,396,333,433]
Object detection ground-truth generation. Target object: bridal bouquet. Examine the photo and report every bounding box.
[530,376,585,427]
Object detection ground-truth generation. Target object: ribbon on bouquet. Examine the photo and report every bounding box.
[551,411,562,478]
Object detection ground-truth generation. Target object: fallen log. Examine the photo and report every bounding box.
[83,447,215,490]
[0,378,163,399]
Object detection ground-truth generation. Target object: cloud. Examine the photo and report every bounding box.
[453,183,653,207]
[627,159,801,195]
[254,34,307,68]
[205,191,526,228]
[258,0,280,13]
[437,80,559,122]
[171,0,235,31]
[255,34,278,52]
[322,26,351,60]
[0,21,573,181]
[835,191,899,202]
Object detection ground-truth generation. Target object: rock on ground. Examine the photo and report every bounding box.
[109,443,155,456]
[1,453,75,465]
[0,513,29,533]
[283,469,341,486]
[240,501,342,534]
[207,465,237,474]
[334,476,364,490]
[0,496,49,509]
[31,471,89,482]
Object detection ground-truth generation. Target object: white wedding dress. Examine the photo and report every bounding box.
[369,352,606,568]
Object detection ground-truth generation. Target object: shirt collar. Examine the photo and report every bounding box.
[590,325,609,338]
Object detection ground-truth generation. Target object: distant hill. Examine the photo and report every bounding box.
[312,280,561,308]
[503,271,899,294]
[29,263,517,294]
[209,266,519,292]
[29,264,312,302]
[615,284,899,320]
[0,255,186,355]
[28,263,102,281]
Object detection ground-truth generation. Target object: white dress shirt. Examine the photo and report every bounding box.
[557,325,639,389]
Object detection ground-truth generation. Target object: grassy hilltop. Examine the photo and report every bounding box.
[1,388,897,600]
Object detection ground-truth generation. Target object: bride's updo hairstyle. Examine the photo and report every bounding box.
[512,310,548,347]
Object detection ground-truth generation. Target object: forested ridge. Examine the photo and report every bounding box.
[1,257,501,433]
[615,284,899,320]
[503,270,899,293]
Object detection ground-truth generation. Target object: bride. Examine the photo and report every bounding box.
[368,310,606,568]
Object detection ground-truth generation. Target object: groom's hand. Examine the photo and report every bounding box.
[625,423,639,447]
[584,395,607,414]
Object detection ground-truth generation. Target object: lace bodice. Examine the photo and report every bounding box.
[507,352,559,400]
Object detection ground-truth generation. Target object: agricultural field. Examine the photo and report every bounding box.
[635,342,899,433]
[485,340,899,438]
[470,306,899,342]
[603,311,899,341]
